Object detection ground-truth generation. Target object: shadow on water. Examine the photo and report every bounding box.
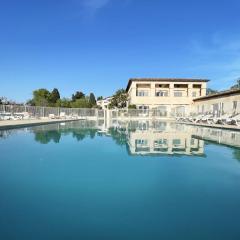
[233,149,240,161]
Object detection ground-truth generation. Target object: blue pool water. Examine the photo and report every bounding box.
[0,121,240,240]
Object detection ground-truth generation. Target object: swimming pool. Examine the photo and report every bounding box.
[1,120,240,240]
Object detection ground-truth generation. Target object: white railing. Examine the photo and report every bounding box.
[0,105,104,120]
[110,109,176,118]
[0,105,180,121]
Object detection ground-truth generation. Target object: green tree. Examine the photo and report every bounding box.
[56,98,71,108]
[97,96,103,100]
[231,78,240,90]
[128,104,137,109]
[0,97,8,105]
[206,88,218,95]
[34,130,61,144]
[71,98,91,108]
[108,127,128,146]
[89,93,96,107]
[32,89,51,106]
[49,88,60,105]
[26,99,35,106]
[109,89,128,109]
[72,91,85,101]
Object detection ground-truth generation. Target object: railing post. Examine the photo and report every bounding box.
[96,109,98,120]
[42,107,45,118]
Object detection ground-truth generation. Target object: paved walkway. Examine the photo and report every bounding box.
[0,119,80,130]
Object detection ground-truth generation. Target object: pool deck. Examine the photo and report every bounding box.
[179,121,240,131]
[0,119,82,130]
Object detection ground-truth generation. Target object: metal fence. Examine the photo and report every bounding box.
[110,109,175,118]
[0,105,104,120]
[0,105,178,121]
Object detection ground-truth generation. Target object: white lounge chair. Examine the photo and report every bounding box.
[214,113,233,125]
[201,113,214,124]
[192,114,204,123]
[176,116,184,122]
[60,112,66,119]
[49,114,55,119]
[226,113,240,126]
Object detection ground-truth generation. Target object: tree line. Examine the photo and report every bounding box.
[26,88,98,108]
[0,88,130,109]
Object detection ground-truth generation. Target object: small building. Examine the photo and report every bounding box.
[126,78,209,116]
[193,89,240,116]
[96,97,112,110]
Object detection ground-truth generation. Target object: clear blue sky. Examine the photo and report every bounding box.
[1,0,240,102]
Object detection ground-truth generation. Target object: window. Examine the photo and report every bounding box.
[138,106,149,110]
[135,139,148,146]
[191,138,195,145]
[212,103,220,117]
[220,103,224,114]
[233,101,237,114]
[173,139,181,145]
[156,90,168,97]
[155,139,168,145]
[174,91,183,97]
[136,90,149,97]
[176,106,185,116]
[192,92,197,97]
[135,139,149,152]
[155,106,167,117]
[155,84,170,88]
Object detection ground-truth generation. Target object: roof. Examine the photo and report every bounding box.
[194,88,240,102]
[97,96,112,101]
[126,78,210,92]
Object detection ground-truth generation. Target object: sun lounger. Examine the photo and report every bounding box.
[60,112,66,119]
[214,113,233,124]
[226,114,240,126]
[49,114,56,119]
[192,114,204,123]
[201,113,214,124]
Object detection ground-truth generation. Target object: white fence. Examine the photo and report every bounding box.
[0,105,104,120]
[0,105,179,121]
[110,109,180,118]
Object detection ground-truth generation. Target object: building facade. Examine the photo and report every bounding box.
[126,78,208,116]
[96,97,113,110]
[192,89,240,116]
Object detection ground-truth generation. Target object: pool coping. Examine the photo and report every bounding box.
[0,119,83,130]
[1,118,240,132]
[179,121,240,131]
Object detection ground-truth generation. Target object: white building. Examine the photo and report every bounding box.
[96,97,113,110]
[126,78,209,116]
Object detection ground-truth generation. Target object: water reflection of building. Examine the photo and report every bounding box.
[127,125,204,156]
[1,120,239,158]
[185,125,240,148]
